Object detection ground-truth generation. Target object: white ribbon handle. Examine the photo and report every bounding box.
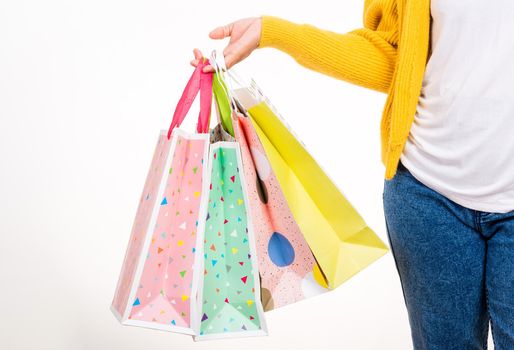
[210,50,239,113]
[210,49,264,115]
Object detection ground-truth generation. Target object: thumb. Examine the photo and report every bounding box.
[209,23,234,40]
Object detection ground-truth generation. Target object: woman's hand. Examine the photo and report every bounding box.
[190,17,262,73]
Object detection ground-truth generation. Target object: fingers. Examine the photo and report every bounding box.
[191,19,238,71]
[190,61,214,73]
[190,48,205,67]
[209,23,233,40]
[190,46,240,71]
[223,43,245,70]
[202,65,215,73]
[193,48,203,60]
[191,55,215,73]
[191,60,214,73]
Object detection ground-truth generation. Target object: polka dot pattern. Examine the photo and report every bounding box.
[233,113,328,311]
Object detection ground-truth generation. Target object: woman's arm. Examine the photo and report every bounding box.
[192,0,398,93]
[259,2,398,93]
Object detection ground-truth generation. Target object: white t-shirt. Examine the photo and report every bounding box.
[400,0,514,213]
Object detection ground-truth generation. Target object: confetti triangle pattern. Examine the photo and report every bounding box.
[125,134,208,330]
[198,145,263,337]
[112,133,171,319]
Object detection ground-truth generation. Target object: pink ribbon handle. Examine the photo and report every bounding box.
[167,59,213,139]
[197,65,213,134]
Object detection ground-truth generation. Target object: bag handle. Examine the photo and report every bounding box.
[167,58,213,139]
[211,50,250,92]
[210,50,257,116]
[210,50,238,112]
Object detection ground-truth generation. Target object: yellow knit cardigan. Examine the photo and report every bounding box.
[258,0,431,180]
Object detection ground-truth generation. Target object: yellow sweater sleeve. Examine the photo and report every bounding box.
[258,0,398,93]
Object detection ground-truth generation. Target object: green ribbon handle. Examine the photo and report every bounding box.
[212,71,235,137]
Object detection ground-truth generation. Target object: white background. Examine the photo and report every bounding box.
[0,0,477,349]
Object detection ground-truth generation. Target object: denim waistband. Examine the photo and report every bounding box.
[396,159,408,173]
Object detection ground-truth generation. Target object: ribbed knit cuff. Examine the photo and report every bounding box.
[258,15,302,49]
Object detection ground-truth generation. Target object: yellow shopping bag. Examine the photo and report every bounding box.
[234,86,389,290]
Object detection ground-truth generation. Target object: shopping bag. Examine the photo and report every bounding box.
[235,114,330,308]
[232,81,389,289]
[208,55,328,311]
[111,59,213,334]
[191,122,268,340]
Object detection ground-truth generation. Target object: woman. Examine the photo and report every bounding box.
[191,1,514,349]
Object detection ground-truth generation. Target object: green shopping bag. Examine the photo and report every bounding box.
[193,140,268,340]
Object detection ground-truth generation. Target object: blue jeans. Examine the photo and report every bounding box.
[382,160,514,350]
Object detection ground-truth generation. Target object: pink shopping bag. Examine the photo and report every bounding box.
[111,60,213,334]
[233,113,329,311]
[208,53,329,311]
